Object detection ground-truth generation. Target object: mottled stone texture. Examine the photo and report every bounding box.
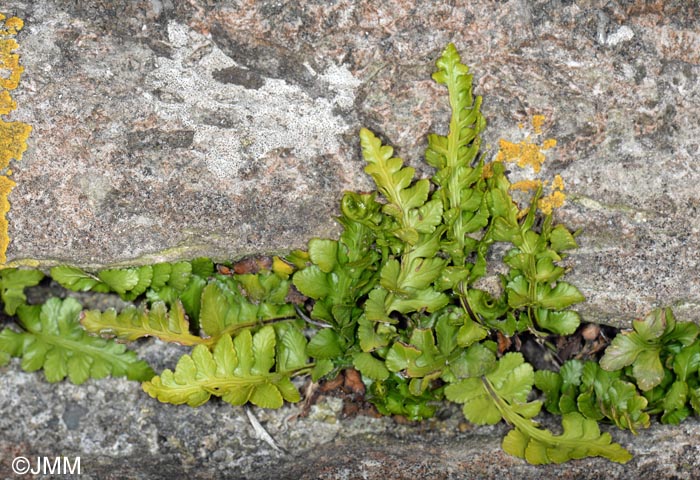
[1,1,700,476]
[2,365,700,480]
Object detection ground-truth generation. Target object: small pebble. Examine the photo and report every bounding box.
[582,323,600,341]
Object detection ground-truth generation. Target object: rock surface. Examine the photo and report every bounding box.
[2,358,700,480]
[1,1,700,478]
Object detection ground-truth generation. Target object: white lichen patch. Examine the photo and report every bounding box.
[146,21,360,181]
[318,62,362,110]
[606,26,634,47]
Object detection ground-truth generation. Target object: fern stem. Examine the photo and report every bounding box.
[214,315,299,344]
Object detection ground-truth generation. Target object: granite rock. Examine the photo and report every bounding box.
[2,360,700,480]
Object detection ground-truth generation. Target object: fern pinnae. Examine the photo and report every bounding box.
[0,297,153,384]
[80,301,211,347]
[143,326,313,409]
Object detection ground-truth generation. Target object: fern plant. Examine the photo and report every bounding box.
[143,325,312,409]
[0,297,153,383]
[5,42,700,466]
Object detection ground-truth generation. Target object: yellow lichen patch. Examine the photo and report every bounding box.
[0,175,16,263]
[532,114,545,134]
[495,138,547,173]
[538,190,566,215]
[509,179,542,192]
[495,114,557,173]
[0,16,24,36]
[0,119,32,169]
[552,174,565,191]
[535,174,567,215]
[0,13,29,265]
[0,37,23,90]
[496,115,568,215]
[0,90,16,114]
[542,138,557,150]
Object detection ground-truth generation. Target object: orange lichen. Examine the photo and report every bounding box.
[0,14,23,36]
[532,114,545,134]
[0,13,29,264]
[496,115,567,216]
[0,175,15,261]
[510,179,542,192]
[552,174,565,191]
[0,119,31,169]
[542,138,557,150]
[538,190,566,215]
[0,90,16,114]
[495,138,547,173]
[536,174,567,215]
[0,37,23,90]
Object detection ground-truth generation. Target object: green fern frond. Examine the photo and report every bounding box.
[142,326,311,408]
[0,297,154,384]
[0,268,44,315]
[50,261,204,299]
[81,300,209,346]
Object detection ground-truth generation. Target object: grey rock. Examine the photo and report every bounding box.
[2,363,700,479]
[2,1,700,478]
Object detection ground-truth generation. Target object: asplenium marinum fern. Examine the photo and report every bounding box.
[20,43,700,465]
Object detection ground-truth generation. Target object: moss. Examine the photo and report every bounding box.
[0,258,40,268]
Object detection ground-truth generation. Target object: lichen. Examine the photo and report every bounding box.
[494,136,557,174]
[0,13,30,264]
[0,119,31,169]
[0,90,16,114]
[531,114,545,134]
[0,174,15,259]
[0,30,23,90]
[538,189,566,215]
[537,173,566,214]
[542,138,557,150]
[0,15,23,36]
[496,115,566,215]
[495,115,557,174]
[552,173,565,191]
[510,179,542,192]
